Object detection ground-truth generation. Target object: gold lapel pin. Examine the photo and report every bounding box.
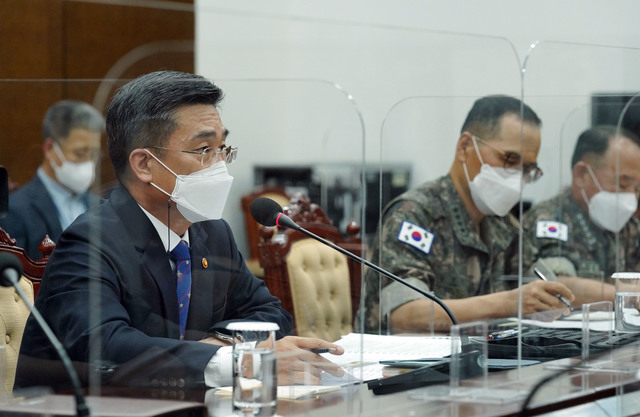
[202,258,208,269]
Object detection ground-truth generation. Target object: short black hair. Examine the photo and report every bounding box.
[461,95,541,138]
[106,70,224,181]
[571,125,640,168]
[42,100,105,143]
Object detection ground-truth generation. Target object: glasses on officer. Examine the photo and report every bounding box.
[472,135,543,183]
[149,144,238,167]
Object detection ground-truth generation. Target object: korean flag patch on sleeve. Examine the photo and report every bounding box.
[397,220,435,255]
[536,220,569,241]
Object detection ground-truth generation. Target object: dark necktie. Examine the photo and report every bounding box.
[170,240,191,340]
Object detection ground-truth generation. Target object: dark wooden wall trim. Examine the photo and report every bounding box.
[0,0,195,189]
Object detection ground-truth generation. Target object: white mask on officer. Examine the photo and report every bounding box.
[146,149,234,223]
[51,141,96,194]
[463,136,522,217]
[582,164,638,233]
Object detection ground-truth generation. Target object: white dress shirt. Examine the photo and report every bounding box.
[139,204,233,387]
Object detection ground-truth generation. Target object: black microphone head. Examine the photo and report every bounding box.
[0,252,24,287]
[250,197,284,227]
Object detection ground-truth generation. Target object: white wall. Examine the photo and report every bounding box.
[195,1,640,255]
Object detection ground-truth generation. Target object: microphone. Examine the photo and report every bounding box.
[0,252,92,417]
[250,198,484,394]
[250,197,458,325]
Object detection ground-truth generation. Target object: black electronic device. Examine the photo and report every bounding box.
[486,325,640,361]
[366,344,483,395]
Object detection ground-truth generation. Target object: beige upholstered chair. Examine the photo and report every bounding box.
[258,193,362,342]
[0,277,34,393]
[0,227,50,393]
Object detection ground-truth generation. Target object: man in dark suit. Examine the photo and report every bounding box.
[16,71,343,391]
[0,100,104,260]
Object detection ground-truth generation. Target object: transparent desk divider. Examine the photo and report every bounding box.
[449,321,488,391]
[582,301,614,366]
[521,40,640,288]
[414,321,528,405]
[9,3,640,415]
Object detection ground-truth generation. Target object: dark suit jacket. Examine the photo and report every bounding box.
[15,184,293,390]
[0,175,95,260]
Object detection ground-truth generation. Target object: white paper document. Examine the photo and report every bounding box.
[215,385,340,400]
[320,333,452,382]
[516,312,615,331]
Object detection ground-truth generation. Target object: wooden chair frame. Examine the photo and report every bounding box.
[257,194,362,333]
[0,228,53,298]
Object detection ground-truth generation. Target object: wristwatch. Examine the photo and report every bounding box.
[213,330,242,344]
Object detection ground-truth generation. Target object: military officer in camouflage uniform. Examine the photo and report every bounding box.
[520,126,640,299]
[360,95,576,334]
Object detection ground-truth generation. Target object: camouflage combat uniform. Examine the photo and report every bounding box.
[359,175,518,334]
[519,188,640,280]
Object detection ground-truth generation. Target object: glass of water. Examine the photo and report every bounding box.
[612,272,640,333]
[227,322,279,416]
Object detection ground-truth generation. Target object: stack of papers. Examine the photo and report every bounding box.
[517,311,614,331]
[320,333,452,382]
[215,385,340,400]
[215,333,453,399]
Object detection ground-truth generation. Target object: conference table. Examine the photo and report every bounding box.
[235,343,640,417]
[2,339,639,416]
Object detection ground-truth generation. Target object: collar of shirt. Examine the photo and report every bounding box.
[37,167,87,229]
[138,204,190,253]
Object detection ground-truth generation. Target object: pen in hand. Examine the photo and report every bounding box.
[305,348,337,355]
[533,268,573,311]
[307,348,338,354]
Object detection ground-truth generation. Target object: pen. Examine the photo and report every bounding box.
[533,268,573,311]
[307,348,338,354]
[488,328,520,340]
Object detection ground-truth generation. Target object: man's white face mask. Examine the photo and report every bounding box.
[146,149,234,223]
[463,136,522,217]
[582,164,638,233]
[51,141,95,194]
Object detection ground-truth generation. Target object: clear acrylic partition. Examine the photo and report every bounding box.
[371,32,531,406]
[2,2,370,415]
[5,0,640,415]
[215,79,367,415]
[521,40,640,413]
[213,78,365,254]
[373,31,522,337]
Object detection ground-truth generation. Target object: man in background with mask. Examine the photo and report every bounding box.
[360,95,580,334]
[519,126,640,294]
[15,70,343,392]
[0,100,103,260]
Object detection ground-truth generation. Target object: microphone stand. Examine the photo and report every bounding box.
[2,265,91,416]
[277,214,458,326]
[273,213,486,395]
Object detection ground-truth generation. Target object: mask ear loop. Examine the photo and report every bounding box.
[463,135,485,183]
[167,200,171,256]
[145,147,175,253]
[580,187,591,207]
[470,136,486,165]
[145,148,180,177]
[53,141,65,158]
[145,148,178,199]
[585,164,604,191]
